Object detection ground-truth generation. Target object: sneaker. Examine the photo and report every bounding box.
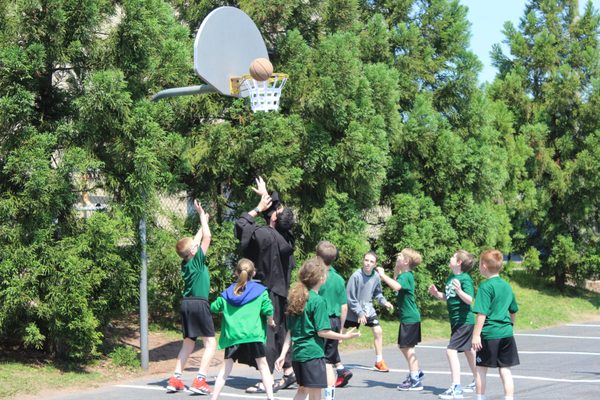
[401,370,425,383]
[397,377,423,391]
[463,380,476,392]
[439,385,464,399]
[335,369,353,387]
[374,360,390,372]
[166,376,185,393]
[190,377,211,395]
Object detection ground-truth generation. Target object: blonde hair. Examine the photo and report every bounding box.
[287,257,327,316]
[399,248,422,270]
[480,249,503,273]
[456,250,474,272]
[316,241,337,266]
[234,258,255,295]
[176,237,193,260]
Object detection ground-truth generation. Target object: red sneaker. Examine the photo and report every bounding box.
[335,369,353,387]
[374,360,390,372]
[166,376,185,393]
[190,376,212,395]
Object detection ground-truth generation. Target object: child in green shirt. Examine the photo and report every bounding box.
[275,257,360,400]
[210,258,276,400]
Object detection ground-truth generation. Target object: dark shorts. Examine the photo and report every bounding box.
[224,342,266,361]
[324,316,341,364]
[292,358,327,388]
[398,322,421,348]
[476,336,520,368]
[180,297,215,339]
[448,324,474,352]
[344,315,380,328]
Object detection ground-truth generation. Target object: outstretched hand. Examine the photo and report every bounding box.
[195,199,209,221]
[428,284,439,297]
[252,176,268,197]
[257,194,273,213]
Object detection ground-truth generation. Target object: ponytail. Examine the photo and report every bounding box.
[234,258,255,296]
[234,270,249,295]
[286,257,327,315]
[287,282,309,315]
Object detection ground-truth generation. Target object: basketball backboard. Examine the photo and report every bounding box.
[194,7,269,97]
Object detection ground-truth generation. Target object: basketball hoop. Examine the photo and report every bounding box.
[230,73,288,112]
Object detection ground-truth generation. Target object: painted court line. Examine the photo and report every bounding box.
[352,366,600,384]
[114,385,294,399]
[515,333,600,340]
[567,324,600,327]
[418,345,600,356]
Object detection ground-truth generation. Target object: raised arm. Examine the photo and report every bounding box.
[194,200,211,255]
[376,267,402,292]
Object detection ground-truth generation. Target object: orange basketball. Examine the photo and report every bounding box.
[249,58,273,81]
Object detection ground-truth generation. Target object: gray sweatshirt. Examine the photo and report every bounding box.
[346,268,388,322]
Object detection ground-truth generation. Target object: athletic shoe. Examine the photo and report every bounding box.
[397,376,423,391]
[438,385,464,399]
[166,376,185,393]
[335,369,353,387]
[463,380,476,392]
[374,360,390,372]
[189,377,211,395]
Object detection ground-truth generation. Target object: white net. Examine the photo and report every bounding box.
[232,73,288,112]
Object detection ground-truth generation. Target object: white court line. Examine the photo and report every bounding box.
[352,366,600,383]
[114,384,294,399]
[567,324,600,327]
[418,345,600,356]
[515,333,600,340]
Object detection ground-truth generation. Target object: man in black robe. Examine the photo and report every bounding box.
[234,177,297,392]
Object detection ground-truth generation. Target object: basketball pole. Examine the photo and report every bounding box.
[151,84,217,101]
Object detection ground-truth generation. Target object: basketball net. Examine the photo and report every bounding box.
[230,73,288,112]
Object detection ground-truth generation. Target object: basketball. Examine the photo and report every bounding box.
[249,58,273,81]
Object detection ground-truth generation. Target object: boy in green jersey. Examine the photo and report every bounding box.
[167,200,216,395]
[210,258,276,400]
[472,250,520,400]
[429,250,477,399]
[316,241,352,398]
[376,248,424,391]
[275,257,360,400]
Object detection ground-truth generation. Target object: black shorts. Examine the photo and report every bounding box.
[448,324,474,352]
[398,322,421,348]
[324,316,341,364]
[476,336,520,368]
[180,297,215,339]
[344,315,380,328]
[292,358,327,388]
[224,342,266,362]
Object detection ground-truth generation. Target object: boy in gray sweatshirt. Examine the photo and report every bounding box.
[344,251,394,372]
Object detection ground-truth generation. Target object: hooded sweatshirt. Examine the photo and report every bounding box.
[210,281,274,349]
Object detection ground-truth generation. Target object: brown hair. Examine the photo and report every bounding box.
[456,250,474,272]
[176,237,193,260]
[234,258,255,295]
[400,248,422,270]
[480,249,503,273]
[316,241,337,266]
[287,257,327,316]
[365,251,378,261]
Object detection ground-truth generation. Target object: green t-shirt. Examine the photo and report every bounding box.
[287,290,331,362]
[473,276,519,339]
[210,290,273,349]
[181,249,209,298]
[445,272,475,326]
[396,271,420,323]
[318,266,348,317]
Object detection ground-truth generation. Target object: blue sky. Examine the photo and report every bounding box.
[461,0,600,83]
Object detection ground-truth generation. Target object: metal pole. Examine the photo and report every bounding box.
[139,216,149,370]
[151,84,217,101]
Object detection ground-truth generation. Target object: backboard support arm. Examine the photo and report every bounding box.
[151,84,219,101]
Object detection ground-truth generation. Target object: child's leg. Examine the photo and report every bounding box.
[306,387,322,400]
[174,337,196,374]
[198,336,217,376]
[325,363,335,400]
[294,386,309,400]
[498,367,514,397]
[211,359,234,400]
[446,348,461,385]
[256,357,274,399]
[372,325,383,359]
[399,346,420,372]
[475,366,487,395]
[464,348,477,380]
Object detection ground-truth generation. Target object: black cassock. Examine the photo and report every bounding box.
[234,212,295,371]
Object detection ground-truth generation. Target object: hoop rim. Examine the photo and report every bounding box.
[230,73,289,97]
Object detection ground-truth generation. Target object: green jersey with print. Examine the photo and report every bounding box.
[396,271,420,323]
[318,266,348,317]
[181,249,209,298]
[287,290,331,362]
[473,276,518,339]
[445,272,475,326]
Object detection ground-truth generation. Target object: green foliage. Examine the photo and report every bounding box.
[109,345,141,369]
[522,247,542,274]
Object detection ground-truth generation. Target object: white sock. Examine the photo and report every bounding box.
[325,386,335,400]
[504,397,513,400]
[336,364,345,371]
[475,395,487,400]
[410,371,420,380]
[376,354,383,362]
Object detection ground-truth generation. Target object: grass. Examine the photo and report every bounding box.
[2,273,599,398]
